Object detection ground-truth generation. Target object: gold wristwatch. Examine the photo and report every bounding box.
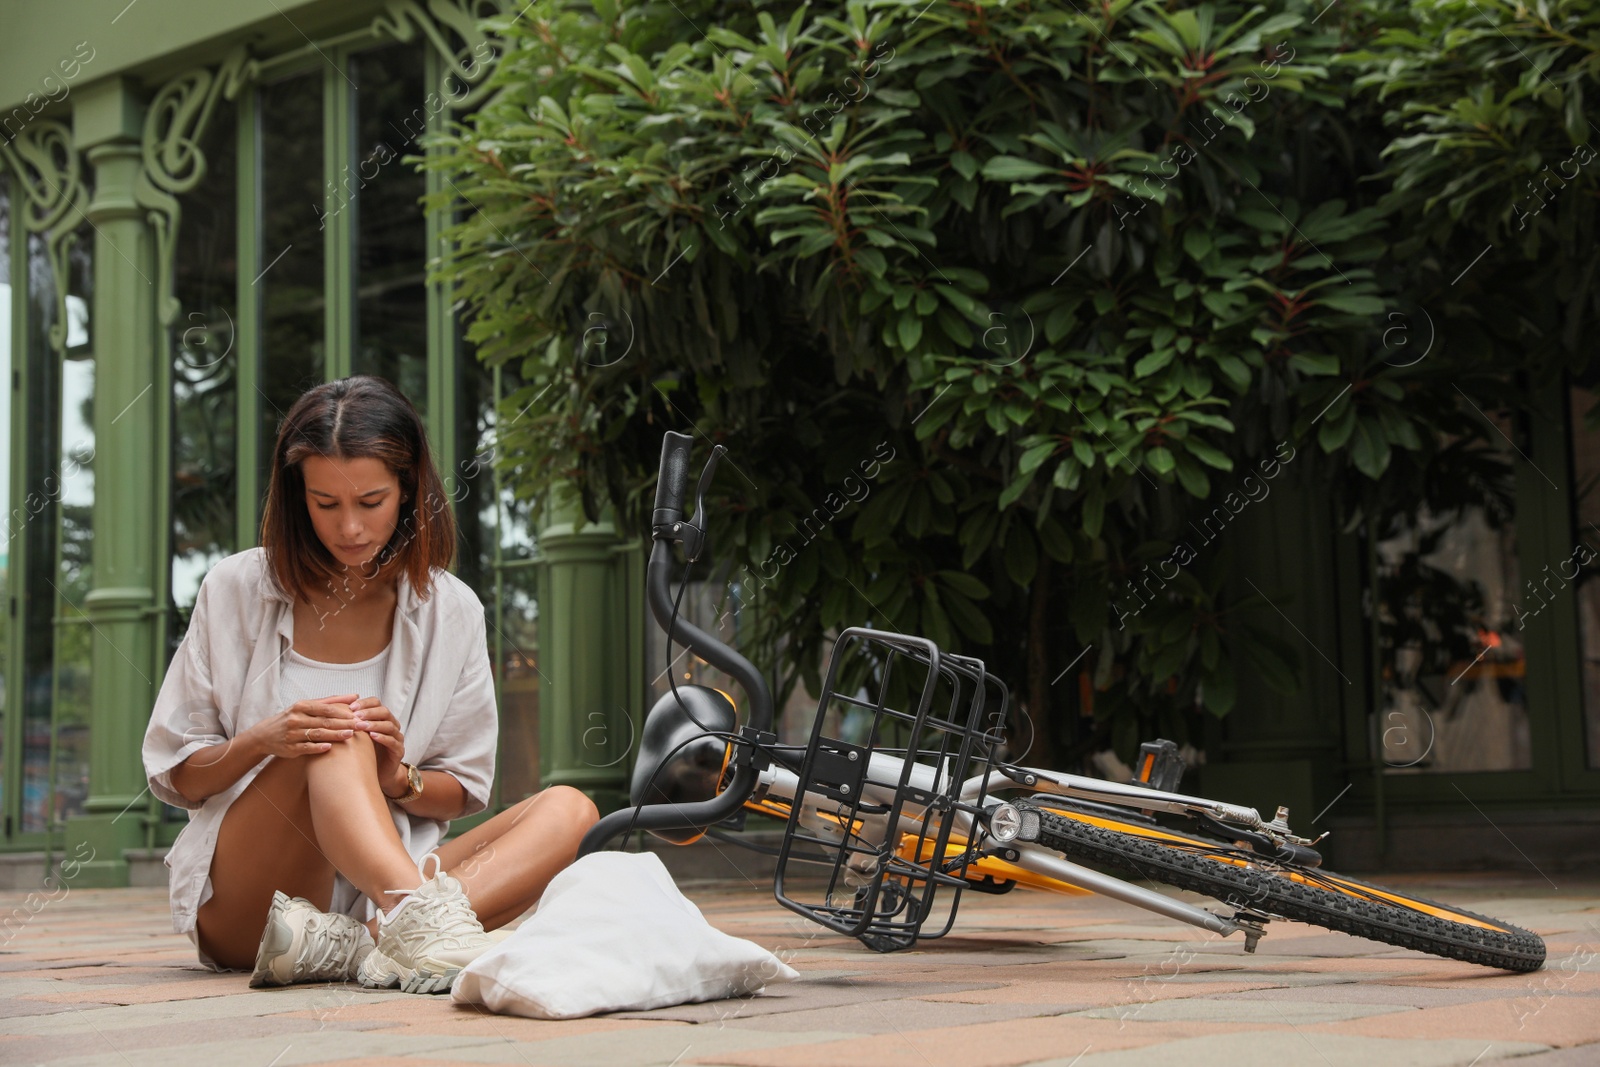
[393,762,424,804]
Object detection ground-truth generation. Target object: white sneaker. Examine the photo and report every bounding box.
[357,853,495,995]
[250,890,375,988]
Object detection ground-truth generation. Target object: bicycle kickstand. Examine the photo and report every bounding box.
[1229,909,1271,953]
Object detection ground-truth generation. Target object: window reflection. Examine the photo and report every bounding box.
[0,178,10,827]
[487,361,541,803]
[171,98,238,639]
[1374,434,1530,773]
[1566,384,1600,770]
[14,219,96,835]
[352,43,427,408]
[54,340,93,829]
[257,70,325,516]
[19,227,59,835]
[496,562,540,803]
[453,344,492,595]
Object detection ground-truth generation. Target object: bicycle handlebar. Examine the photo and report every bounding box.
[653,431,694,528]
[577,433,774,856]
[645,539,773,733]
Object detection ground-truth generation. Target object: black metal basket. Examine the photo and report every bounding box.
[771,627,1009,951]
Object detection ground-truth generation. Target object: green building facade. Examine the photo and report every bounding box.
[0,0,648,886]
[0,0,1595,886]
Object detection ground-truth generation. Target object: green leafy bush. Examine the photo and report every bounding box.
[428,0,1593,764]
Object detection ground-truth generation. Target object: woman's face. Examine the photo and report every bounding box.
[301,455,405,572]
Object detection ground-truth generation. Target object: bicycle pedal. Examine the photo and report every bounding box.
[1131,739,1185,793]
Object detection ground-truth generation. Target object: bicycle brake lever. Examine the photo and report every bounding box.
[680,445,726,562]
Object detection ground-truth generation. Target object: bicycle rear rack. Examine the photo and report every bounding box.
[772,627,1009,952]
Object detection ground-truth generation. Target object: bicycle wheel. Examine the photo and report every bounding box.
[1025,800,1545,972]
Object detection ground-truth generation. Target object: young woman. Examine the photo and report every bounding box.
[142,375,598,993]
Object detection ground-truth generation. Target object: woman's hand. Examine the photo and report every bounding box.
[349,696,407,797]
[251,694,361,759]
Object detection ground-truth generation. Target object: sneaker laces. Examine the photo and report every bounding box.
[381,853,487,944]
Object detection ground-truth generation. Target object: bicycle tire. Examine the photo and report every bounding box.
[1027,801,1545,972]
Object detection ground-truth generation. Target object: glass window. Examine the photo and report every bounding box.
[170,98,239,642]
[0,177,9,825]
[1566,382,1600,769]
[486,362,540,803]
[256,69,325,512]
[19,226,61,835]
[52,227,94,829]
[1372,426,1530,773]
[16,211,94,835]
[351,43,428,409]
[496,560,540,803]
[454,346,493,595]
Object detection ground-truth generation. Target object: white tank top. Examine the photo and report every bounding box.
[279,641,393,710]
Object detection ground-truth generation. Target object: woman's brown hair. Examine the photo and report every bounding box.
[260,375,455,604]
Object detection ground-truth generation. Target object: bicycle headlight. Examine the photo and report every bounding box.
[989,802,1022,843]
[987,801,1041,844]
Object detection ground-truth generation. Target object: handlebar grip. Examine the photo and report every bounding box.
[653,432,694,527]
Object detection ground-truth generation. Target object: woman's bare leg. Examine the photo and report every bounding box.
[302,730,421,902]
[432,786,600,931]
[194,730,421,968]
[195,753,334,969]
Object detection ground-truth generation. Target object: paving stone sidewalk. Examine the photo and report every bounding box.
[2,871,1596,1066]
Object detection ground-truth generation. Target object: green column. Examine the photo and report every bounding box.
[536,483,645,814]
[64,79,158,886]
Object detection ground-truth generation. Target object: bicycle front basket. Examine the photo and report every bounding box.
[770,627,1006,952]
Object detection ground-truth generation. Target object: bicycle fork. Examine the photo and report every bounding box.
[1001,845,1248,940]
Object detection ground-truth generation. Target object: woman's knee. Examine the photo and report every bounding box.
[329,728,377,756]
[545,785,600,832]
[305,729,378,774]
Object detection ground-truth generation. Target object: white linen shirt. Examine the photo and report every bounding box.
[141,546,498,948]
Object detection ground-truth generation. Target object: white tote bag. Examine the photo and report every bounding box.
[452,850,799,1019]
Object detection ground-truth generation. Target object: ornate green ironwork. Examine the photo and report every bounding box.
[0,0,514,348]
[135,47,256,328]
[0,120,90,351]
[372,0,509,108]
